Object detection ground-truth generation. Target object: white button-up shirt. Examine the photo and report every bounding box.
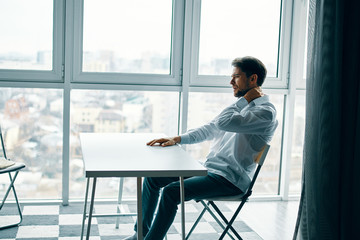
[180,95,278,192]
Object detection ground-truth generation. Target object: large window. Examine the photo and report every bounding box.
[83,0,173,74]
[74,0,183,85]
[197,0,282,77]
[0,0,307,202]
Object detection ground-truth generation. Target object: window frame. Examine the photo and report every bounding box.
[186,0,291,89]
[71,0,185,86]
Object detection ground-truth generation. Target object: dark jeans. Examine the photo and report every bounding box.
[134,172,243,240]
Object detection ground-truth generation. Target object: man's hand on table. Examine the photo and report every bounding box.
[147,136,181,147]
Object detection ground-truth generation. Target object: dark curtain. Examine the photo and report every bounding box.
[293,0,360,239]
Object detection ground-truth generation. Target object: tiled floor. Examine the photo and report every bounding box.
[0,201,261,240]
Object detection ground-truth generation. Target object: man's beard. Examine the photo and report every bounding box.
[235,88,251,98]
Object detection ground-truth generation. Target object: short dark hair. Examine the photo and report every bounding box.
[231,56,267,86]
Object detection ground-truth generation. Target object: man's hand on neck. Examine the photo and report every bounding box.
[243,87,264,103]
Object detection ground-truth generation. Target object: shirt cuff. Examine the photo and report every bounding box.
[235,97,248,108]
[179,133,191,144]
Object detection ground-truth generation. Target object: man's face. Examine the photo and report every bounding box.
[230,67,251,97]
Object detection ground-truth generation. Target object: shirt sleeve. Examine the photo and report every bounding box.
[214,97,277,135]
[180,120,219,144]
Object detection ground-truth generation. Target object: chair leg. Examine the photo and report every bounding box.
[205,201,236,240]
[0,171,19,209]
[209,200,246,240]
[185,201,209,240]
[81,178,90,240]
[187,201,236,240]
[0,171,23,230]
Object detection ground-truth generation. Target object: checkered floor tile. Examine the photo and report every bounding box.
[0,202,262,240]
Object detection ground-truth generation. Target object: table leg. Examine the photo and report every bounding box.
[179,176,185,240]
[86,177,97,240]
[80,178,90,240]
[137,177,143,240]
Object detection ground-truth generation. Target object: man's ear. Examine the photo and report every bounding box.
[250,74,258,86]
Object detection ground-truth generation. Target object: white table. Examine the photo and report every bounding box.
[80,133,207,240]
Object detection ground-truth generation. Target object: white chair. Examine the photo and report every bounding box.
[0,126,26,230]
[186,144,270,240]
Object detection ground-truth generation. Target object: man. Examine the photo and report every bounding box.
[124,56,278,240]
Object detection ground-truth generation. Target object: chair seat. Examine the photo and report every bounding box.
[195,191,250,202]
[204,193,246,202]
[0,162,26,174]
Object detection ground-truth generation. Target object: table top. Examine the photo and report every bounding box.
[80,133,207,178]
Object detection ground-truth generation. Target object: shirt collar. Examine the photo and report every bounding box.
[251,95,270,106]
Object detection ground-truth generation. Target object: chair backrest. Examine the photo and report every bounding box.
[254,144,270,165]
[246,144,270,195]
[0,126,7,159]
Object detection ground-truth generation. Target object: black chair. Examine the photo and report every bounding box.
[186,144,270,240]
[0,126,26,230]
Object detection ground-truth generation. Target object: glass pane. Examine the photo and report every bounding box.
[187,92,284,195]
[198,0,281,77]
[0,0,53,70]
[83,0,172,74]
[0,88,63,200]
[289,93,305,194]
[70,90,179,199]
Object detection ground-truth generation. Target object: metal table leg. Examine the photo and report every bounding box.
[80,178,90,240]
[180,176,185,240]
[86,177,97,240]
[137,177,143,240]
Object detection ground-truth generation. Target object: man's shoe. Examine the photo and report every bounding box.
[122,233,137,240]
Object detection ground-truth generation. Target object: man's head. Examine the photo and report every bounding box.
[230,56,267,97]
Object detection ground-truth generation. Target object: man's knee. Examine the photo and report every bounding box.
[143,177,157,189]
[162,184,180,205]
[143,177,169,191]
